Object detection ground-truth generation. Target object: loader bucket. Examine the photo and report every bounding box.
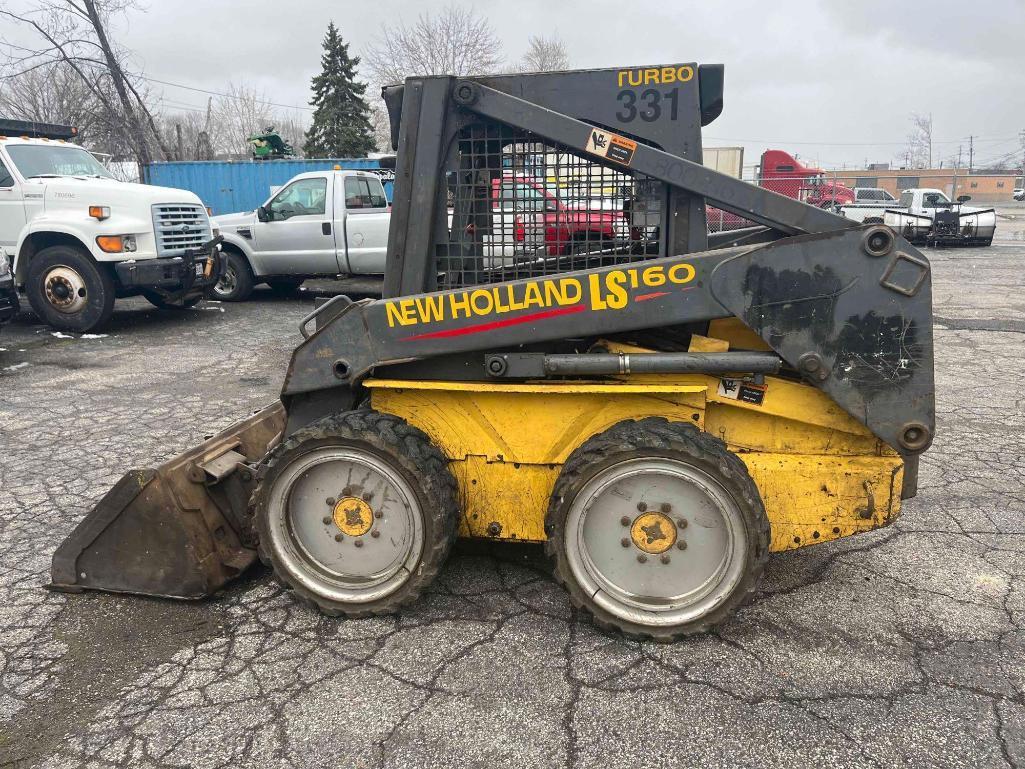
[49,403,286,599]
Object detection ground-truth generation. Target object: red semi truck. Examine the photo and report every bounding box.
[758,150,854,208]
[707,149,854,232]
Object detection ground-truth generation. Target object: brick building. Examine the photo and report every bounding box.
[822,167,1019,202]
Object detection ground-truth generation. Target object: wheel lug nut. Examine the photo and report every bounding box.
[322,516,332,525]
[620,538,630,548]
[620,516,630,526]
[661,554,671,565]
[342,486,352,495]
[363,493,373,501]
[354,540,364,548]
[677,540,687,550]
[374,511,383,519]
[334,533,343,542]
[677,518,687,529]
[661,503,671,513]
[637,502,647,512]
[637,554,647,563]
[371,530,380,538]
[326,497,336,506]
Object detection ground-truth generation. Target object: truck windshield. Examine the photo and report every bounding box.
[6,144,113,180]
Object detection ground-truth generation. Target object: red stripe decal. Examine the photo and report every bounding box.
[401,303,586,341]
[635,291,670,302]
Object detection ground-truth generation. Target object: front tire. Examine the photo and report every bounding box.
[26,245,116,332]
[545,417,769,641]
[213,250,254,302]
[252,409,459,617]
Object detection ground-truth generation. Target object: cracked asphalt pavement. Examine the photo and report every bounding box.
[2,210,1024,768]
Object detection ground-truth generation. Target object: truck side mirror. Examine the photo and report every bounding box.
[257,205,269,222]
[957,195,971,203]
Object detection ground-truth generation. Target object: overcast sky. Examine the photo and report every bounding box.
[7,0,1025,171]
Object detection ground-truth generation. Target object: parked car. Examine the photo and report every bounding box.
[883,189,995,247]
[0,120,222,332]
[0,252,18,332]
[1014,187,1024,202]
[853,187,898,203]
[839,187,901,223]
[213,170,391,301]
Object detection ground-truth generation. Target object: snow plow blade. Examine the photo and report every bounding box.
[48,403,286,599]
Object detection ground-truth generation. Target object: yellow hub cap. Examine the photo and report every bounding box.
[630,512,677,554]
[332,496,374,537]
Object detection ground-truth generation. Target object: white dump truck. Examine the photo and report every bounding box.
[0,120,222,331]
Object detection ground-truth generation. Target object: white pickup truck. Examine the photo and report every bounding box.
[838,187,900,223]
[0,121,221,331]
[213,170,390,301]
[841,187,996,247]
[885,189,995,247]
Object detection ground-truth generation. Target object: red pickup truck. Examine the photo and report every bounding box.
[486,175,629,257]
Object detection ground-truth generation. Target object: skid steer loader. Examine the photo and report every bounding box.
[50,64,934,640]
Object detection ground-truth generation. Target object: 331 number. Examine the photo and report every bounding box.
[616,88,679,123]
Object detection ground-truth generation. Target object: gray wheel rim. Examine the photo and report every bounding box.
[43,265,88,314]
[214,265,237,297]
[263,446,425,604]
[565,457,747,628]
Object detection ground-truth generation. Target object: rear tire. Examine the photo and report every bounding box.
[26,245,116,332]
[252,409,459,617]
[213,250,254,302]
[545,417,769,641]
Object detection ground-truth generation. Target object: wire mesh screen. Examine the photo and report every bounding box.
[707,173,850,233]
[437,123,664,289]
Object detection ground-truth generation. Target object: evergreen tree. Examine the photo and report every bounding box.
[303,22,375,157]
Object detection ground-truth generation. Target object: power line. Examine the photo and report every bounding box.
[142,74,314,113]
[704,135,1020,148]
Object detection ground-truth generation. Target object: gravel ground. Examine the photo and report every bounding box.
[1,211,1023,768]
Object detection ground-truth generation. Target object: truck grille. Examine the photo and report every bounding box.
[151,204,211,257]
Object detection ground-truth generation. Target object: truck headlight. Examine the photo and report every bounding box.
[95,235,136,253]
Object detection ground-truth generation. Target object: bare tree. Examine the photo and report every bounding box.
[155,102,218,161]
[211,81,307,159]
[369,105,393,153]
[519,34,569,72]
[0,61,101,138]
[904,112,934,169]
[363,4,503,87]
[0,0,170,164]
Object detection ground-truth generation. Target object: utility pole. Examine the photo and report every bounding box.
[1020,129,1025,186]
[968,135,974,172]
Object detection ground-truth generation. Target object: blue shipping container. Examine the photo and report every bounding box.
[143,159,393,216]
